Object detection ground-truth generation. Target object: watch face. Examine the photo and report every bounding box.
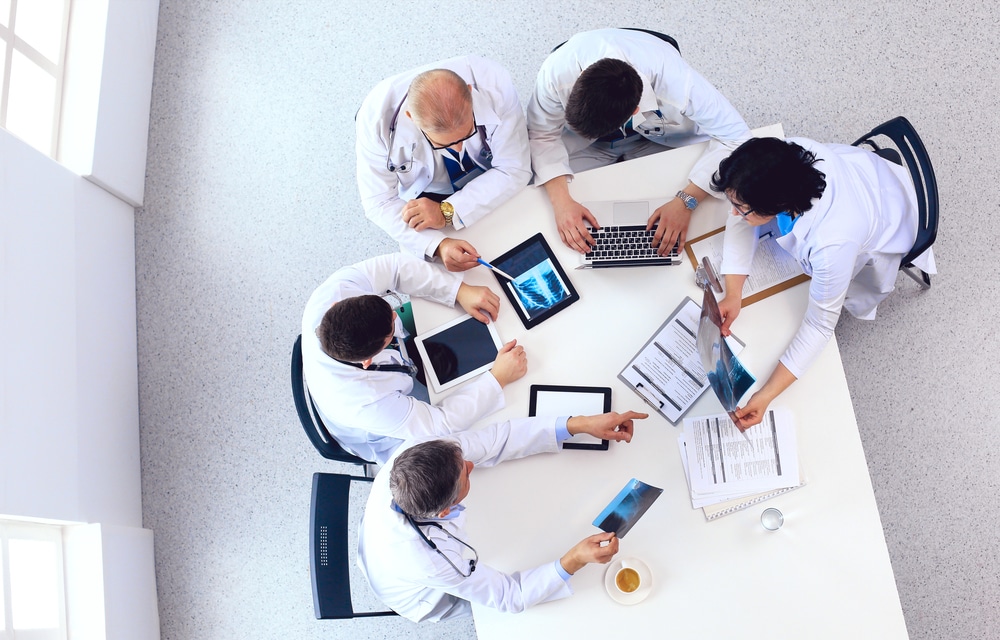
[441,202,455,214]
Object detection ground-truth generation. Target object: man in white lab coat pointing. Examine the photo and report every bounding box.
[358,410,647,622]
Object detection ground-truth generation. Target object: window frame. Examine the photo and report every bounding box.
[0,520,68,640]
[0,0,72,158]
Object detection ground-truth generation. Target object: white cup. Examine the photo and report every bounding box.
[614,563,642,594]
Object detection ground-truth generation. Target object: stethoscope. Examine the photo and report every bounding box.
[385,92,494,173]
[333,358,417,376]
[405,514,479,578]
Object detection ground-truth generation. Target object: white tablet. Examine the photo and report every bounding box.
[413,314,502,393]
[529,385,612,450]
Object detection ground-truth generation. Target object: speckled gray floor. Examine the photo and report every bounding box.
[138,2,1000,639]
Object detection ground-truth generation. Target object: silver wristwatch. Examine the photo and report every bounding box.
[675,190,698,211]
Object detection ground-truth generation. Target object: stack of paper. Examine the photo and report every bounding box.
[677,409,804,520]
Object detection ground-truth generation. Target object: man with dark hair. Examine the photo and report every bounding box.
[358,409,648,622]
[713,137,936,429]
[357,57,531,272]
[301,253,527,464]
[527,28,751,256]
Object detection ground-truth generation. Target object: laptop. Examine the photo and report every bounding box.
[578,198,681,268]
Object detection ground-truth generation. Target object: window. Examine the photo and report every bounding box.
[0,520,67,640]
[0,0,71,157]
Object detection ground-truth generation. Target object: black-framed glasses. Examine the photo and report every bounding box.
[405,516,479,577]
[729,200,757,218]
[423,118,478,150]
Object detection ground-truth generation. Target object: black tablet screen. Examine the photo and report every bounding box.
[421,317,497,385]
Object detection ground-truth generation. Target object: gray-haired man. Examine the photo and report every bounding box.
[357,410,647,622]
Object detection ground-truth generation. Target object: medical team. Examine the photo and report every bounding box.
[303,27,935,623]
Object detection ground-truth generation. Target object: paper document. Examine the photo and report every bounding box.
[684,221,809,305]
[618,297,745,424]
[682,408,800,498]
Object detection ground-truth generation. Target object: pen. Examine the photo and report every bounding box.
[728,410,753,445]
[476,258,516,281]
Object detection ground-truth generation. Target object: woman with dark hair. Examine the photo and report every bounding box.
[711,137,936,429]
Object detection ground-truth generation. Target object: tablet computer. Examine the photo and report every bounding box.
[529,384,612,450]
[489,233,580,329]
[413,314,502,393]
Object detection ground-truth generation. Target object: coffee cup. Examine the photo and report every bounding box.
[614,565,641,594]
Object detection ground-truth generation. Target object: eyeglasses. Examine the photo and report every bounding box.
[729,200,756,218]
[423,118,478,150]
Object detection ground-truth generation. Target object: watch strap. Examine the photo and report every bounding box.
[675,190,698,211]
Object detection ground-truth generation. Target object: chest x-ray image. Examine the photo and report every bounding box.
[696,285,756,418]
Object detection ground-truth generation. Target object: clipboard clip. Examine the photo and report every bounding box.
[634,383,665,410]
[695,256,723,294]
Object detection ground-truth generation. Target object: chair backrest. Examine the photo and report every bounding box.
[851,116,939,265]
[291,335,372,467]
[552,28,680,54]
[309,473,397,619]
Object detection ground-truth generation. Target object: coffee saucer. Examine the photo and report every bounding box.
[603,556,653,605]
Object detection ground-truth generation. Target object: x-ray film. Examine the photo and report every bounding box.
[696,286,756,414]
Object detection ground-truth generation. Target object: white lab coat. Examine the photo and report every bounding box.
[356,56,531,260]
[720,138,937,378]
[526,28,751,193]
[357,417,573,623]
[301,253,505,464]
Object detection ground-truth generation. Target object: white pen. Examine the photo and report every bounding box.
[476,258,516,281]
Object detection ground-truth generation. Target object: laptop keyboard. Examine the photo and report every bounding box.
[584,225,680,267]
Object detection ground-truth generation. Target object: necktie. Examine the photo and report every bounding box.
[443,148,478,191]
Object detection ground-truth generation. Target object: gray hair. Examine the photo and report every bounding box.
[407,69,472,135]
[389,440,464,518]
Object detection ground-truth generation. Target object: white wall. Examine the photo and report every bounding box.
[0,129,141,527]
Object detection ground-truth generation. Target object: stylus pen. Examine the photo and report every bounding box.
[728,411,753,446]
[476,258,516,281]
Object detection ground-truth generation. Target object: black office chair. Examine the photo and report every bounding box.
[291,335,375,473]
[551,28,680,54]
[310,472,398,619]
[852,116,938,289]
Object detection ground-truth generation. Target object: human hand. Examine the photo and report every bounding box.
[566,410,648,443]
[456,283,500,323]
[717,294,742,337]
[560,532,619,575]
[435,238,480,272]
[490,339,527,387]
[553,198,599,254]
[646,198,692,255]
[401,198,446,231]
[733,391,772,431]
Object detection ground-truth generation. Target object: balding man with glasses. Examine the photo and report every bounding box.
[357,57,531,272]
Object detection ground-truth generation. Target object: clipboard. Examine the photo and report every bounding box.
[684,226,810,306]
[617,297,746,425]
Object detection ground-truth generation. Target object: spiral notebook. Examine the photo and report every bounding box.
[701,472,806,520]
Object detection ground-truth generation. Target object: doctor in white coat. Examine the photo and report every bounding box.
[356,56,531,272]
[526,28,751,256]
[357,409,647,623]
[301,253,527,464]
[715,137,936,429]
